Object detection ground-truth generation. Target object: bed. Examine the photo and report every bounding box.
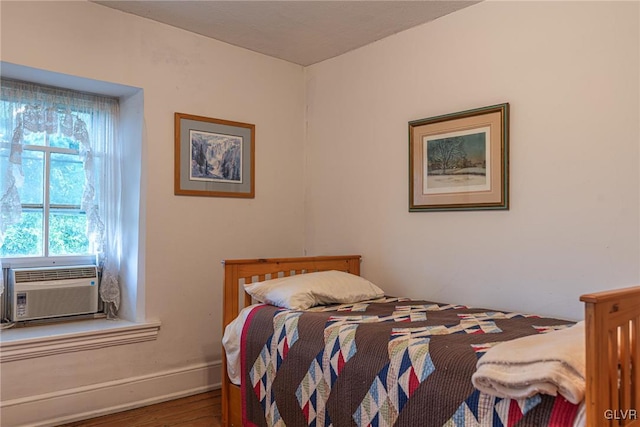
[221,255,639,427]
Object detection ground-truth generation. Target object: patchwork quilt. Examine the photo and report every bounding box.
[240,297,581,427]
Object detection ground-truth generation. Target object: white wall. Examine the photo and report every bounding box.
[0,0,305,422]
[1,0,639,425]
[304,1,640,320]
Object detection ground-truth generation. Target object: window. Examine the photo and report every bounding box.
[0,78,122,318]
[1,118,90,257]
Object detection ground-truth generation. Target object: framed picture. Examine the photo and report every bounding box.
[409,103,509,211]
[175,113,255,198]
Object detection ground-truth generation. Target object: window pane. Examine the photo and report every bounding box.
[49,134,80,150]
[20,150,44,205]
[0,146,8,192]
[0,210,43,257]
[49,211,89,256]
[0,100,14,144]
[50,152,84,206]
[22,128,46,147]
[50,111,91,150]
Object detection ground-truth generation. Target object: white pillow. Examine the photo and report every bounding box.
[244,270,385,310]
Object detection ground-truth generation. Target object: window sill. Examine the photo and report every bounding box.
[0,318,161,363]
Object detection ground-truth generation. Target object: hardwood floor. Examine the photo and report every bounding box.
[57,389,221,427]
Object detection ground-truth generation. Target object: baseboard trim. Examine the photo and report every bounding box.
[0,360,222,427]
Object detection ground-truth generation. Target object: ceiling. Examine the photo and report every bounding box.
[92,1,479,66]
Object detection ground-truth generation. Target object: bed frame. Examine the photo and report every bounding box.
[222,255,639,427]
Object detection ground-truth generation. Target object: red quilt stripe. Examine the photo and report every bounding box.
[338,351,346,374]
[240,305,268,427]
[507,400,524,427]
[408,367,420,396]
[548,396,580,426]
[303,401,312,421]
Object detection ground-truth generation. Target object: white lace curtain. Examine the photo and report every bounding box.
[0,78,121,318]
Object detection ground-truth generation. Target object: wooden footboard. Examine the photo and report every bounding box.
[221,255,361,427]
[581,286,640,427]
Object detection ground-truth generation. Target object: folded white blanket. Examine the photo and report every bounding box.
[471,321,585,404]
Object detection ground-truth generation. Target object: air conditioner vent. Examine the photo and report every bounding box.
[14,266,98,284]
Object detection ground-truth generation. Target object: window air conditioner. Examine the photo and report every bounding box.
[9,265,99,322]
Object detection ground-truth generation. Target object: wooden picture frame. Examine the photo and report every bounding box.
[175,112,255,198]
[409,103,509,211]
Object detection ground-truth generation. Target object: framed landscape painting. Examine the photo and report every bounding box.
[409,103,509,211]
[175,113,255,198]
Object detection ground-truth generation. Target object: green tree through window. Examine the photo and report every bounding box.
[0,120,90,257]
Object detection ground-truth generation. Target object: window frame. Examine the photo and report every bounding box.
[7,141,91,259]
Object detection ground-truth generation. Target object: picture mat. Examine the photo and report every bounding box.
[411,110,504,207]
[179,118,252,195]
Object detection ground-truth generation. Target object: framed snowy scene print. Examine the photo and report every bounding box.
[175,113,255,198]
[409,103,509,211]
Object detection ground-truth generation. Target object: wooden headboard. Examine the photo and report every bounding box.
[222,255,361,329]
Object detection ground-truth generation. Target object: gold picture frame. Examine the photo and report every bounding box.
[409,103,509,211]
[175,113,255,198]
